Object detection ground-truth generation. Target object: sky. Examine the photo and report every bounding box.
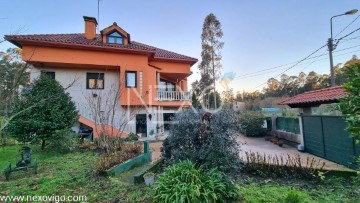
[0,0,359,92]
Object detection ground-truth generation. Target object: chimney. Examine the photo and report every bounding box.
[83,16,98,40]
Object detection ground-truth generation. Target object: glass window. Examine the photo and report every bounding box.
[126,71,137,88]
[160,79,175,91]
[41,71,55,79]
[107,31,124,44]
[86,73,104,89]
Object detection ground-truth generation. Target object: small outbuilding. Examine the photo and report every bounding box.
[279,86,359,169]
[278,86,347,115]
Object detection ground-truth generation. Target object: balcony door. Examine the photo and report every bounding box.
[159,79,175,92]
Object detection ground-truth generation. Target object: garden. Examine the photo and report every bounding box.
[1,110,359,202]
[0,64,359,202]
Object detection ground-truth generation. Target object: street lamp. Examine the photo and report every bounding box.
[328,9,358,87]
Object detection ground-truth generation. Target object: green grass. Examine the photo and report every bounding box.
[0,144,359,202]
[0,144,150,202]
[238,177,360,203]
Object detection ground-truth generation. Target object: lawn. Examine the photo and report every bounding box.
[0,144,359,202]
[0,145,151,202]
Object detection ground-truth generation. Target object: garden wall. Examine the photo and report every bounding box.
[272,116,301,144]
[106,141,151,176]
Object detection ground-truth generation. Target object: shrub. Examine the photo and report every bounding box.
[94,134,124,153]
[94,142,142,174]
[46,129,78,152]
[337,62,360,142]
[243,152,325,179]
[6,75,78,150]
[237,113,267,136]
[161,109,242,176]
[153,160,240,203]
[124,133,139,142]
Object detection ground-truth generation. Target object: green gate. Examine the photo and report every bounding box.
[302,115,360,169]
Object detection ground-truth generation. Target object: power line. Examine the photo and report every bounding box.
[233,29,360,91]
[336,27,360,41]
[335,14,360,37]
[239,48,360,89]
[340,35,360,42]
[236,48,360,80]
[233,44,360,79]
[248,44,327,91]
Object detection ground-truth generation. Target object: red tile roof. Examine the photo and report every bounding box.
[278,86,347,108]
[4,33,198,64]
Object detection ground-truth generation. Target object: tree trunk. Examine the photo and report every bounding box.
[41,139,46,150]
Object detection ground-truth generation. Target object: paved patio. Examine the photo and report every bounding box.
[148,136,351,171]
[237,135,351,171]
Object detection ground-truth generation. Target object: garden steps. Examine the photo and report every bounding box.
[117,164,153,184]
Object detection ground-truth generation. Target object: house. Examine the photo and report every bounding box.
[4,16,198,139]
[232,101,245,112]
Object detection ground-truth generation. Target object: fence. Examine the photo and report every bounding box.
[276,117,300,134]
[302,116,359,169]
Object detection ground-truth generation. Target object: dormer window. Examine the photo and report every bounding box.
[107,31,123,44]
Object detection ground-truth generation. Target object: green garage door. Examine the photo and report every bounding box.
[302,116,359,169]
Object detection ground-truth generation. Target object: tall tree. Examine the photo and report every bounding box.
[200,13,224,109]
[222,89,235,107]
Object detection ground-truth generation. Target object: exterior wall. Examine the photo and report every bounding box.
[24,44,192,139]
[30,66,136,136]
[233,101,245,112]
[150,61,191,75]
[30,66,119,108]
[23,45,191,107]
[30,66,184,139]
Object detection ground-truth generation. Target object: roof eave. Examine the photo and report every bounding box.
[152,57,198,66]
[4,37,155,56]
[4,36,23,48]
[280,99,340,108]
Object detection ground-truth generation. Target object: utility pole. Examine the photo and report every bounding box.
[328,9,358,87]
[328,38,335,87]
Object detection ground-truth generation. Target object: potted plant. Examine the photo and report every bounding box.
[143,172,155,186]
[149,129,155,138]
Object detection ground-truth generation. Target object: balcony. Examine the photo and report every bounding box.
[157,91,191,101]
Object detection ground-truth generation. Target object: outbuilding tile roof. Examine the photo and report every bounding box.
[4,33,197,63]
[279,86,347,108]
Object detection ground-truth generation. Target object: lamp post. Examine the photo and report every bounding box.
[328,9,358,87]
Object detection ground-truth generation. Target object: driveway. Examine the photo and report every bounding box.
[237,135,350,171]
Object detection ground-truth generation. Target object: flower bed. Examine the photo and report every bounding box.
[105,141,151,176]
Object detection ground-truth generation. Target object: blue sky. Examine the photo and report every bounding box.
[1,0,359,92]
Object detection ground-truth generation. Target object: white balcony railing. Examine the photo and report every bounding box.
[157,91,191,101]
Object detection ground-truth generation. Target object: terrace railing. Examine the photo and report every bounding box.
[156,91,191,101]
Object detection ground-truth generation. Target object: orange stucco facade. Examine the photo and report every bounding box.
[5,17,197,138]
[22,44,192,107]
